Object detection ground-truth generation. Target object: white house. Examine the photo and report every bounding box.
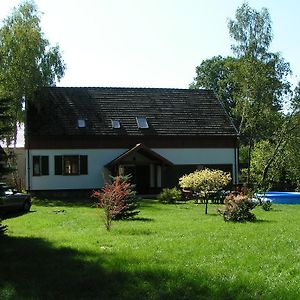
[26,87,239,195]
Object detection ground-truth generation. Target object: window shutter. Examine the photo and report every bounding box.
[33,156,40,176]
[55,156,63,175]
[80,155,88,175]
[41,156,49,175]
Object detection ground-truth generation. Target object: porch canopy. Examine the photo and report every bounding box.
[106,143,173,169]
[105,143,173,194]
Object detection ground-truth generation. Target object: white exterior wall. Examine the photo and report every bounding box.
[154,148,235,165]
[26,147,237,190]
[155,148,237,183]
[27,149,126,190]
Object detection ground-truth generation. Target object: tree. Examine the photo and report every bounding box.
[248,97,300,191]
[0,97,14,179]
[190,56,239,116]
[190,3,292,187]
[0,0,65,144]
[179,169,231,214]
[112,175,139,220]
[228,2,272,60]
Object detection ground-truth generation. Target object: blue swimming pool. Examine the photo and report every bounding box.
[256,192,300,204]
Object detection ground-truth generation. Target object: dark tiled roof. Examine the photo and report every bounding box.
[28,87,237,137]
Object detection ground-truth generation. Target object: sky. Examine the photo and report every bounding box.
[1,0,300,89]
[0,0,299,147]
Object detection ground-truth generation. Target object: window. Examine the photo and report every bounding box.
[77,119,86,128]
[33,156,49,176]
[136,117,149,129]
[55,155,88,175]
[111,119,121,129]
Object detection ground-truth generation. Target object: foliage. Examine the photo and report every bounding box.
[228,3,272,60]
[190,2,297,188]
[246,108,300,191]
[0,97,13,139]
[92,176,139,230]
[219,193,257,222]
[281,111,300,191]
[179,168,231,214]
[0,97,14,178]
[179,168,231,193]
[111,175,139,220]
[0,1,65,143]
[261,200,272,211]
[190,55,239,115]
[0,218,8,236]
[158,187,182,204]
[247,140,283,190]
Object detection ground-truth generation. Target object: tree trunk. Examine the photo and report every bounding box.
[205,196,208,215]
[246,134,253,186]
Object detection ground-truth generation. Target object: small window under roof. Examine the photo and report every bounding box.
[77,119,86,128]
[136,117,149,129]
[111,119,121,129]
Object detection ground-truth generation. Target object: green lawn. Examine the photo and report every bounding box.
[1,199,300,300]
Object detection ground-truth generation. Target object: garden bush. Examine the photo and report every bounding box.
[0,218,7,236]
[158,187,182,204]
[219,193,257,222]
[261,200,272,211]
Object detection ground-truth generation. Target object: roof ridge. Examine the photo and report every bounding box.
[43,86,213,93]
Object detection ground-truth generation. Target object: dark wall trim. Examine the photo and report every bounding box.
[27,135,238,149]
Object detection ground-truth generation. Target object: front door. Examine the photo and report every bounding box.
[136,165,150,194]
[123,165,150,194]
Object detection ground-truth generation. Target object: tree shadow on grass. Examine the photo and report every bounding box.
[126,217,154,222]
[253,219,275,223]
[0,236,296,300]
[2,210,36,220]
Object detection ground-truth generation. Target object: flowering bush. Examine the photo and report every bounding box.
[219,193,257,222]
[179,169,231,193]
[179,168,231,214]
[92,176,139,230]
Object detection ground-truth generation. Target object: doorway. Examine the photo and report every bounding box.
[123,165,150,194]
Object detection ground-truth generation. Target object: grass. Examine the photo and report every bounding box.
[1,199,300,299]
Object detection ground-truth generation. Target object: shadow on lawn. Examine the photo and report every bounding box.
[1,210,36,220]
[33,198,95,208]
[0,236,294,300]
[33,198,158,209]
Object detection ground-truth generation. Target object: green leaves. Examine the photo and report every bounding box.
[228,2,272,60]
[190,2,299,189]
[179,169,231,194]
[0,1,65,142]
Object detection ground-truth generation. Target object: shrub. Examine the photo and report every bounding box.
[92,176,139,230]
[261,200,272,211]
[158,187,182,204]
[0,218,8,236]
[219,193,257,222]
